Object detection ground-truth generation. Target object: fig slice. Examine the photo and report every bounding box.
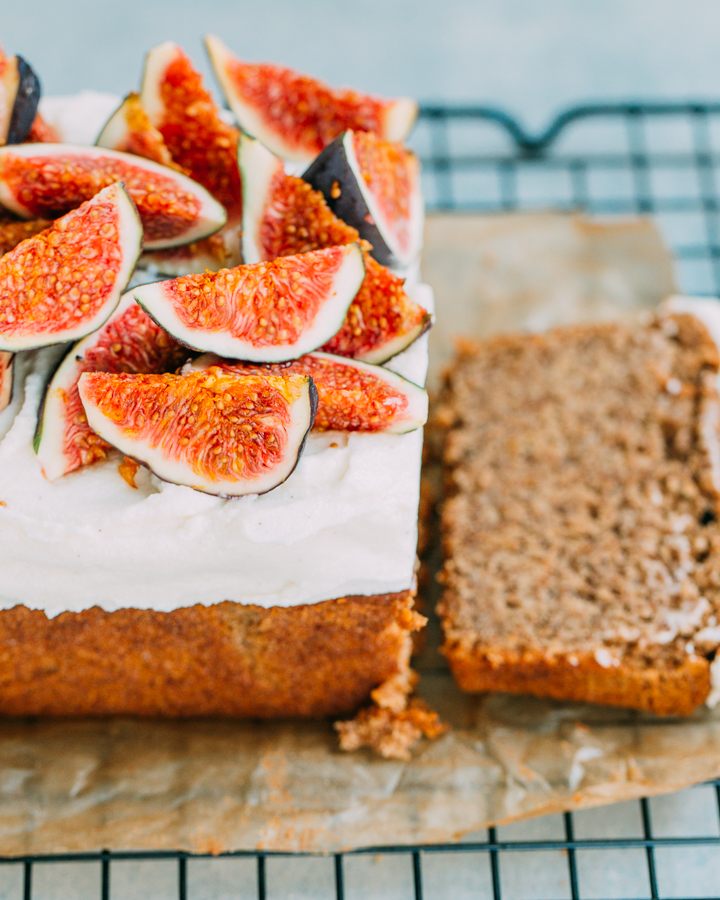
[97,89,240,275]
[0,182,142,352]
[205,35,417,164]
[140,42,243,220]
[96,92,185,172]
[321,255,432,364]
[34,291,189,481]
[239,132,359,264]
[0,144,226,250]
[0,54,40,145]
[239,134,431,363]
[303,129,424,269]
[133,243,365,362]
[193,350,428,434]
[78,367,318,497]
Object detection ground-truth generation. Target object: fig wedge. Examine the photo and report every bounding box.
[78,367,317,497]
[0,144,226,249]
[133,243,365,362]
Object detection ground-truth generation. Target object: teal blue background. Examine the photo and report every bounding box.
[3,0,720,126]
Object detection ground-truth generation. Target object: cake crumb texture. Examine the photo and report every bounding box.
[335,698,448,761]
[335,603,448,761]
[439,314,720,714]
[0,591,423,717]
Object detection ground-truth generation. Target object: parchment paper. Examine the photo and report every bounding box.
[422,211,676,387]
[3,210,714,858]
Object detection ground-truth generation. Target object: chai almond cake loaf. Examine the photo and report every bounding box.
[439,309,720,715]
[0,39,445,756]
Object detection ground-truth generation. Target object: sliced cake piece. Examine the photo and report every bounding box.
[439,313,720,716]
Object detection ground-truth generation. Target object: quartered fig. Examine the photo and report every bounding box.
[321,255,432,364]
[34,291,189,481]
[239,134,431,363]
[0,54,40,145]
[192,350,428,434]
[99,95,237,276]
[206,35,417,164]
[96,92,184,172]
[133,243,365,362]
[240,132,358,264]
[0,182,142,351]
[0,144,226,249]
[140,42,243,220]
[303,129,424,269]
[78,367,318,497]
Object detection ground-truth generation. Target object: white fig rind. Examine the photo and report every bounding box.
[383,98,419,143]
[139,41,181,127]
[354,312,433,365]
[0,58,20,144]
[205,36,297,160]
[238,132,284,264]
[310,351,428,433]
[95,96,137,151]
[34,345,86,482]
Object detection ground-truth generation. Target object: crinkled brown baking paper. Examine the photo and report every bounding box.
[3,211,713,857]
[423,211,676,387]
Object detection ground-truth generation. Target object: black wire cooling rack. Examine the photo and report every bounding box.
[5,102,720,900]
[414,101,720,297]
[5,787,720,898]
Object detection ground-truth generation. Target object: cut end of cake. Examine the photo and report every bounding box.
[439,312,720,716]
[335,601,448,760]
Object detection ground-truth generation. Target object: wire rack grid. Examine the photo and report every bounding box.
[4,102,720,899]
[413,101,720,296]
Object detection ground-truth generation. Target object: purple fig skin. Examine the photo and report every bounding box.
[302,131,395,268]
[7,56,40,145]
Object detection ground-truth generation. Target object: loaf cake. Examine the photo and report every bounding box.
[439,309,720,715]
[0,40,443,756]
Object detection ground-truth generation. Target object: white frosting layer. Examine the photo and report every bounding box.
[4,94,432,616]
[0,309,430,616]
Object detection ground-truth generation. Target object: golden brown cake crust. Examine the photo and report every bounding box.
[0,591,421,717]
[438,314,720,715]
[445,645,710,716]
